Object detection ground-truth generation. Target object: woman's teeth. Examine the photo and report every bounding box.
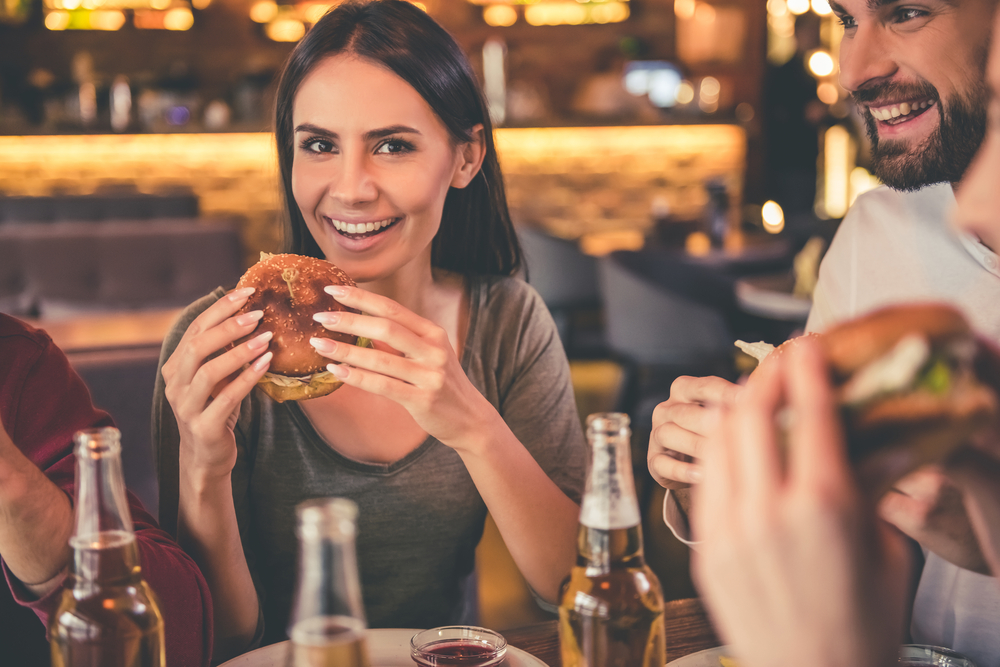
[869,99,934,122]
[329,218,396,235]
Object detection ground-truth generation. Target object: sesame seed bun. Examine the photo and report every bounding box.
[235,253,365,402]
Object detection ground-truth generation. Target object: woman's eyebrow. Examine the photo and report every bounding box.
[292,123,421,141]
[295,123,336,137]
[364,125,422,141]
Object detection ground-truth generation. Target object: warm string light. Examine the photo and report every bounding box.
[761,200,785,234]
[483,4,515,26]
[808,50,835,77]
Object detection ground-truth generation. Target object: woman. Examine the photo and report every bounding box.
[152,2,586,660]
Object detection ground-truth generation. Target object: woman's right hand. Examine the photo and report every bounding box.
[161,287,273,479]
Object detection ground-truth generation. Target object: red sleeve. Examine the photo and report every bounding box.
[0,316,213,667]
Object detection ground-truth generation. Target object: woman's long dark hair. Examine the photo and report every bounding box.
[274,0,521,276]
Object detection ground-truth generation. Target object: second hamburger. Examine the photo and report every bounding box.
[236,252,369,402]
[738,304,999,494]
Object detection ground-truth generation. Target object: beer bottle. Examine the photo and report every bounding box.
[559,413,666,667]
[287,498,372,667]
[50,427,165,667]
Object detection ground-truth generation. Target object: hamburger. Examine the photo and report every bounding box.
[236,252,369,402]
[737,304,999,494]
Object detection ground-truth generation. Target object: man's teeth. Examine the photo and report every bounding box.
[330,218,394,234]
[870,99,934,121]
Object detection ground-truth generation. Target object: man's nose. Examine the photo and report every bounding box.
[839,24,897,94]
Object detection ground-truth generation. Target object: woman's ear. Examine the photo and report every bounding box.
[451,124,486,189]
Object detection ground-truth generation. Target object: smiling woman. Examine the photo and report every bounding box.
[151,1,587,663]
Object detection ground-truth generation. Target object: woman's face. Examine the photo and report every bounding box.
[954,9,1000,250]
[291,54,476,283]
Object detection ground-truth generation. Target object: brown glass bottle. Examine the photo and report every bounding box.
[50,427,165,667]
[559,413,666,667]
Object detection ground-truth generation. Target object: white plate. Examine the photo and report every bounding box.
[220,627,551,667]
[665,645,733,667]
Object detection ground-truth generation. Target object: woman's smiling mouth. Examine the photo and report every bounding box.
[324,216,401,239]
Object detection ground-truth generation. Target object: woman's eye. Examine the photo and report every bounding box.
[302,138,334,153]
[837,14,857,29]
[376,139,414,155]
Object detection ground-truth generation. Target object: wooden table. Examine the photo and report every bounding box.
[503,598,720,667]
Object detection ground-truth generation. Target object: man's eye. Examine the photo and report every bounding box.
[894,7,926,22]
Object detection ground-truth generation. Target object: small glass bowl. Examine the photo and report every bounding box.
[410,626,507,667]
[899,645,978,667]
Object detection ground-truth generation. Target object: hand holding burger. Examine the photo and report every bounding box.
[738,304,998,496]
[235,253,369,402]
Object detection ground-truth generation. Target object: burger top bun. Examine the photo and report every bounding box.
[236,253,358,378]
[822,304,970,380]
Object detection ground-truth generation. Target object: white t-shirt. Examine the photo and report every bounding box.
[664,183,1000,666]
[808,183,1000,666]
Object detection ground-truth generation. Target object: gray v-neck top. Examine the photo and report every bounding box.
[152,275,587,646]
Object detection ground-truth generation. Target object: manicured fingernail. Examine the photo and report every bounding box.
[688,467,704,484]
[310,337,336,353]
[247,331,272,350]
[229,287,255,301]
[325,285,349,298]
[313,312,340,326]
[237,310,264,327]
[327,363,349,378]
[252,351,273,371]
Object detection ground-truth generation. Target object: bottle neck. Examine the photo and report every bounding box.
[70,533,142,588]
[578,415,644,573]
[288,499,367,637]
[71,428,138,585]
[576,523,646,573]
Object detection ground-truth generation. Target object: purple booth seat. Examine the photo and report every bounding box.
[0,218,243,319]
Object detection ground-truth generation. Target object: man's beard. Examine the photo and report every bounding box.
[855,81,987,192]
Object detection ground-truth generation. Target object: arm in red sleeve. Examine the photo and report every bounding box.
[0,315,213,667]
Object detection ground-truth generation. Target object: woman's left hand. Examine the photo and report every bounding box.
[310,285,494,450]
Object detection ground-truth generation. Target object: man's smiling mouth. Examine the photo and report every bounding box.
[324,216,401,239]
[868,98,936,125]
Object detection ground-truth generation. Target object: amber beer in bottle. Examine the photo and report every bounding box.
[559,413,666,667]
[287,498,372,667]
[50,427,165,667]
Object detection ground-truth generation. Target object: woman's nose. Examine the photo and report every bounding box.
[329,153,377,206]
[839,24,897,94]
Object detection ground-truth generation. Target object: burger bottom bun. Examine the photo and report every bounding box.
[848,380,998,496]
[257,375,345,402]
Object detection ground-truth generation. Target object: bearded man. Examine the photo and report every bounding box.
[648,1,1000,663]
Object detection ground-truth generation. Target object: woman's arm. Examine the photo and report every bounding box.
[450,414,580,602]
[311,283,582,602]
[157,288,273,660]
[176,469,259,660]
